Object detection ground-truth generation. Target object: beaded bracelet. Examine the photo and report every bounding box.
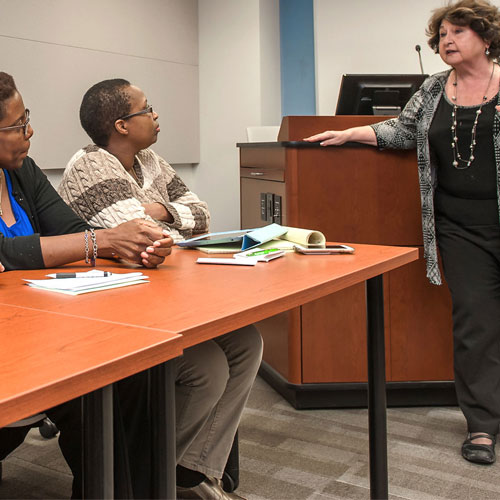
[84,230,90,264]
[89,228,97,266]
[84,228,98,266]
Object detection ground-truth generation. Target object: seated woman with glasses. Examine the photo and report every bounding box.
[0,71,173,498]
[59,82,209,243]
[57,79,263,500]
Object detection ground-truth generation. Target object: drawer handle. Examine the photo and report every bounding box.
[250,172,265,176]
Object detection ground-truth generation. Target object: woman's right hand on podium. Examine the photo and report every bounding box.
[303,130,351,146]
[304,125,377,147]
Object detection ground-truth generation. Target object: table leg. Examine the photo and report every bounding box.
[150,360,177,499]
[366,275,389,500]
[83,385,114,499]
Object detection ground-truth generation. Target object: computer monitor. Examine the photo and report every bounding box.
[335,74,428,116]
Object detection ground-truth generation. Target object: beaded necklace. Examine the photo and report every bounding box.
[451,63,496,169]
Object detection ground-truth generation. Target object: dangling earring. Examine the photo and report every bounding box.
[486,47,491,55]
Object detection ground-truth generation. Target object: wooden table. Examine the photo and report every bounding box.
[0,243,418,499]
[0,303,183,429]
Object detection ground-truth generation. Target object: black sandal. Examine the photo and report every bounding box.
[462,432,496,465]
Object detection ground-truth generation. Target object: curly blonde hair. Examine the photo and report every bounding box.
[427,0,500,59]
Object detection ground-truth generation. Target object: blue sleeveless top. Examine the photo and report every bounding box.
[0,169,34,237]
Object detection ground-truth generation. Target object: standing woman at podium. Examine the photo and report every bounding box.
[305,0,500,466]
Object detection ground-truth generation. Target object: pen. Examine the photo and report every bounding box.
[246,248,281,257]
[54,272,112,279]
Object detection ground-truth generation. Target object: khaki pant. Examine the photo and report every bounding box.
[175,325,263,478]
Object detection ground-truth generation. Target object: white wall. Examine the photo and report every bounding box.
[313,0,500,115]
[196,0,281,232]
[259,0,282,126]
[0,0,199,169]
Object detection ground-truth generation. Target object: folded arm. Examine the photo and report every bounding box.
[155,155,210,234]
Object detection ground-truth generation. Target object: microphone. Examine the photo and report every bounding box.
[415,44,425,74]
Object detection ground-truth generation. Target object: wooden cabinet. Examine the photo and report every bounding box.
[238,116,455,408]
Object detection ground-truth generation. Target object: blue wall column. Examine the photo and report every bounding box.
[279,0,316,116]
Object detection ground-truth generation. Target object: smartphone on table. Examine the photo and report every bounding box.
[293,244,355,255]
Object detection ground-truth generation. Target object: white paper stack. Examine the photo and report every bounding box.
[24,271,148,296]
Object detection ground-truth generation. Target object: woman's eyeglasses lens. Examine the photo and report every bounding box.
[0,109,30,137]
[22,109,30,136]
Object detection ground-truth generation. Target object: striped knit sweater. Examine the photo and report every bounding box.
[58,145,210,243]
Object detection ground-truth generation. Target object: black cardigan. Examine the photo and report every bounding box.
[0,157,89,270]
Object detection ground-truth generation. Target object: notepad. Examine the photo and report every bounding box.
[24,271,149,295]
[279,227,326,247]
[237,228,327,252]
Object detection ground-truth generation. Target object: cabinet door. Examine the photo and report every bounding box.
[301,283,370,383]
[388,258,453,381]
[255,308,302,384]
[240,178,286,229]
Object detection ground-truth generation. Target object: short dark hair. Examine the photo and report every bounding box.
[80,79,132,147]
[427,0,500,58]
[0,72,18,121]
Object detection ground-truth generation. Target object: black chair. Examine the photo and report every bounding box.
[0,417,59,483]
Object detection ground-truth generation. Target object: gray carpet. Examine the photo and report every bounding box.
[2,376,500,499]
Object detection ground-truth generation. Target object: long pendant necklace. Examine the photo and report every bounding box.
[451,63,495,169]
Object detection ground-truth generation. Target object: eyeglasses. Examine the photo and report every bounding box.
[117,105,154,121]
[0,109,30,137]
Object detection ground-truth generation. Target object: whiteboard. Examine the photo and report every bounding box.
[0,0,199,168]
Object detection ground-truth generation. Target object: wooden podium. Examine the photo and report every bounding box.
[238,116,455,408]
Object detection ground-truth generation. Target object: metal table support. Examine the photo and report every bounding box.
[151,360,177,499]
[83,385,114,499]
[366,275,389,500]
[81,361,176,499]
